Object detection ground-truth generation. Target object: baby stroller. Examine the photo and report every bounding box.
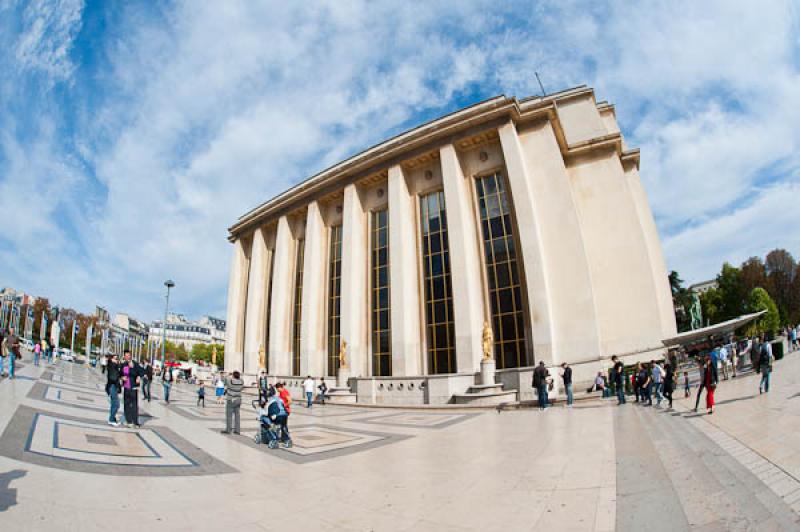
[251,399,292,449]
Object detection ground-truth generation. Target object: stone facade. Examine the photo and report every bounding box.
[225,86,677,403]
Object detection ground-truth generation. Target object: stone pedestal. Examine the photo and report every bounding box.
[480,358,496,386]
[326,366,357,404]
[337,366,350,388]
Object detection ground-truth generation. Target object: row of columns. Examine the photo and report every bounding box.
[226,121,572,378]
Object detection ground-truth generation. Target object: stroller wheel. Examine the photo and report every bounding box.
[268,440,278,449]
[253,433,261,444]
[284,440,293,449]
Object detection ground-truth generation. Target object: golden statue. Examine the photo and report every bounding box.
[338,339,347,368]
[211,345,217,366]
[258,343,266,370]
[482,321,493,361]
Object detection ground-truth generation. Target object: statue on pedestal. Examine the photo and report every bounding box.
[339,339,348,368]
[258,343,266,371]
[482,321,494,361]
[211,345,217,366]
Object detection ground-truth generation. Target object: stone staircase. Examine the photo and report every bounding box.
[452,383,518,406]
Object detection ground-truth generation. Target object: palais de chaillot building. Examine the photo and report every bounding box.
[224,86,677,405]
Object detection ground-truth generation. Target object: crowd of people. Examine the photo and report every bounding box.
[530,330,791,413]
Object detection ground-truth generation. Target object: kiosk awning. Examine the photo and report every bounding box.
[661,310,767,348]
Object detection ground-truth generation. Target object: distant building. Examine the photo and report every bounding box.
[689,280,718,294]
[148,313,226,351]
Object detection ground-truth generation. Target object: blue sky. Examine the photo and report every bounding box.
[1,0,799,322]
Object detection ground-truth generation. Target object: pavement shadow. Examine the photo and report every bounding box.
[714,394,757,406]
[0,469,27,512]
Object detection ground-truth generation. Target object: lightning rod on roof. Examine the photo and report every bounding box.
[534,71,546,97]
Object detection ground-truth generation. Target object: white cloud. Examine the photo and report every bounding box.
[14,0,84,84]
[0,0,798,319]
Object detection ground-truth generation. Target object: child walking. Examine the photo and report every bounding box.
[197,381,206,407]
[683,371,691,398]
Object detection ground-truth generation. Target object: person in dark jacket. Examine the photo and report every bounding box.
[532,361,550,410]
[560,362,573,407]
[663,362,675,409]
[106,354,122,426]
[142,362,154,402]
[120,350,144,427]
[612,355,626,405]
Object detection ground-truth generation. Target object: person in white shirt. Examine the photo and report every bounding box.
[302,376,316,408]
[719,345,729,380]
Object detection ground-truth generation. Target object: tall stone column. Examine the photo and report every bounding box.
[388,165,421,376]
[224,237,249,373]
[440,144,484,374]
[339,184,368,377]
[243,227,272,377]
[501,119,601,367]
[267,216,294,376]
[300,201,327,377]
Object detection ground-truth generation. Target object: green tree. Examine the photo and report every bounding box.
[717,263,746,321]
[192,343,224,366]
[669,271,694,332]
[699,287,723,326]
[164,340,189,361]
[745,287,780,337]
[765,248,796,325]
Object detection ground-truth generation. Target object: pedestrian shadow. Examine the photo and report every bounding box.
[714,395,757,406]
[0,469,27,512]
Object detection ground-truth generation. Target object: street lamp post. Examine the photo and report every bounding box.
[161,280,175,368]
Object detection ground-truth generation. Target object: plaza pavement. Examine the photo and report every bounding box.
[0,353,799,531]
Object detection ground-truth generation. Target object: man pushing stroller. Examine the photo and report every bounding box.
[255,391,292,449]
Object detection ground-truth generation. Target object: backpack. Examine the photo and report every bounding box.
[759,344,772,369]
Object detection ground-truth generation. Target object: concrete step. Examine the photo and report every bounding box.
[464,383,504,395]
[452,389,518,406]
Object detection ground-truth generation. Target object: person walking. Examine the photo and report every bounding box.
[560,362,574,407]
[731,344,738,378]
[302,375,315,408]
[5,327,20,379]
[683,371,691,398]
[532,361,550,410]
[693,357,708,412]
[121,350,143,427]
[258,371,269,404]
[0,330,6,377]
[197,381,206,407]
[639,364,652,406]
[758,340,774,394]
[142,362,153,402]
[277,382,292,414]
[318,377,328,405]
[221,370,244,435]
[100,353,108,374]
[633,363,642,402]
[704,356,717,414]
[161,365,174,404]
[651,360,663,406]
[105,354,122,426]
[33,340,41,366]
[215,375,225,404]
[663,362,674,409]
[719,343,729,381]
[612,355,626,405]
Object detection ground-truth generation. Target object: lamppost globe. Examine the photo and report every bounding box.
[165,280,175,289]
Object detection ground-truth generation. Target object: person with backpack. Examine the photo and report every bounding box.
[532,361,550,410]
[758,340,774,394]
[142,362,154,402]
